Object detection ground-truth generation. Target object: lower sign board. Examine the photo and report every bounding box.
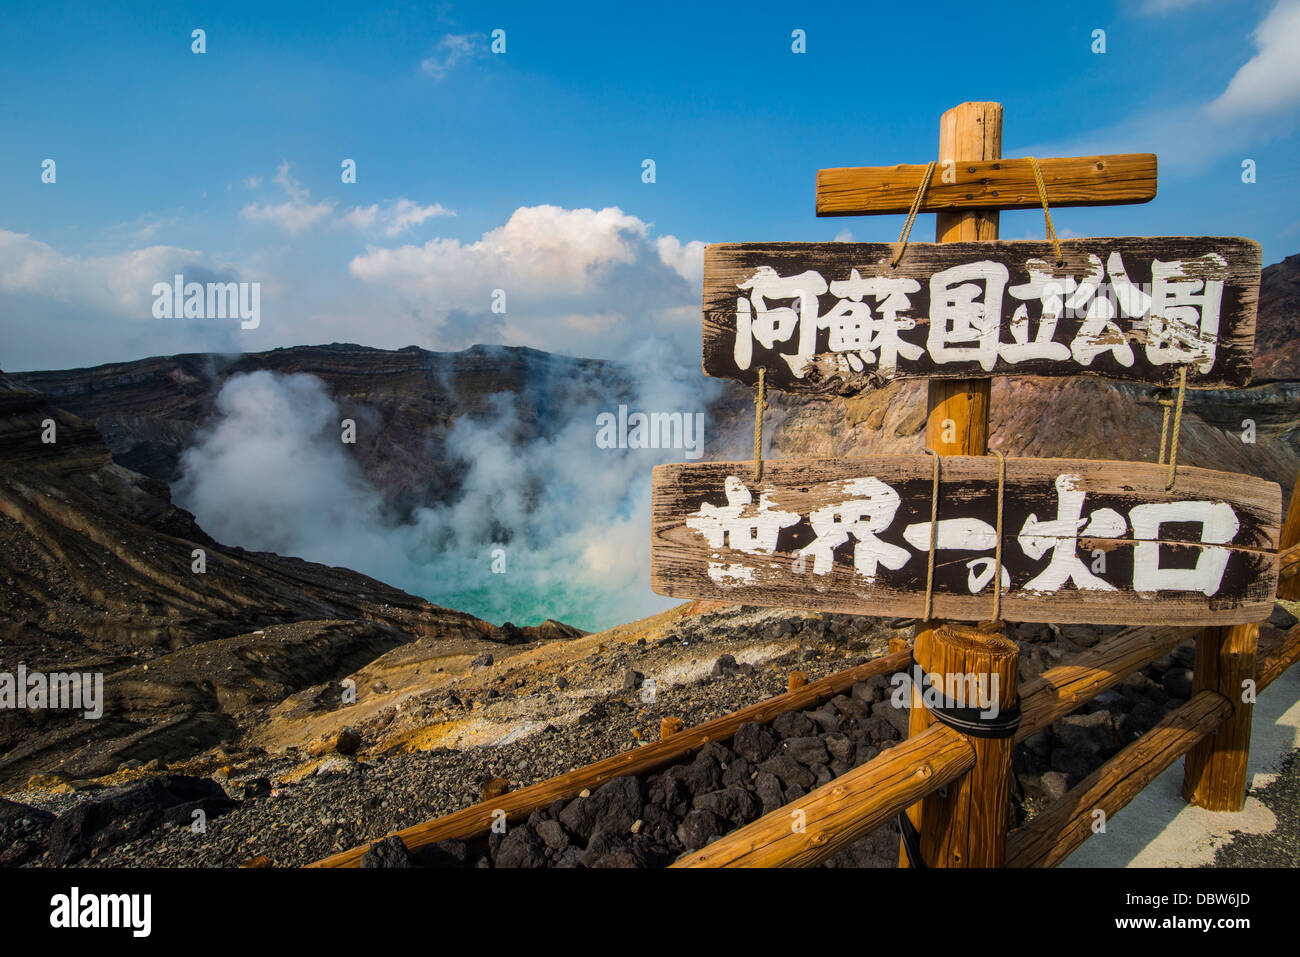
[702,237,1261,392]
[651,456,1280,626]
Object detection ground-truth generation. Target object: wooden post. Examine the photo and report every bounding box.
[901,103,1014,867]
[1181,623,1257,811]
[1279,475,1300,601]
[1181,473,1298,810]
[925,102,1001,457]
[900,622,1020,867]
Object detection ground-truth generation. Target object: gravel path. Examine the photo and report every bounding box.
[1210,753,1300,866]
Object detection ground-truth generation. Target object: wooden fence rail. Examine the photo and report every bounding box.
[311,648,911,867]
[671,723,972,867]
[1015,626,1190,743]
[1006,691,1233,868]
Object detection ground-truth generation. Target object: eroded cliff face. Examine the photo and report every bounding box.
[747,376,1299,502]
[12,344,638,521]
[1256,252,1300,381]
[0,372,582,788]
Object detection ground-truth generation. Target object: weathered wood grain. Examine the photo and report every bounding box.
[1280,542,1300,586]
[651,456,1281,626]
[900,622,1019,868]
[1280,477,1300,600]
[1257,620,1300,691]
[816,153,1158,216]
[1182,622,1258,811]
[702,237,1261,391]
[904,104,1001,868]
[928,102,997,458]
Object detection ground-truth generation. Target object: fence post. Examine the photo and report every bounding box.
[1279,476,1300,602]
[1184,472,1300,809]
[925,101,1000,457]
[897,101,1011,867]
[1181,623,1258,811]
[899,622,1020,867]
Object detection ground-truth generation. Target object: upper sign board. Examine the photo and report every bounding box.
[702,237,1261,394]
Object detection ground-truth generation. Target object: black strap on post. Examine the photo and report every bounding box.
[911,665,1022,740]
[894,664,1021,869]
[897,812,927,869]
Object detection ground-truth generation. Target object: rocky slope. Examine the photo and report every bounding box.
[4,598,1293,868]
[1256,252,1300,381]
[0,373,582,790]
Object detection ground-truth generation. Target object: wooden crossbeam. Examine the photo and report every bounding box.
[816,153,1157,217]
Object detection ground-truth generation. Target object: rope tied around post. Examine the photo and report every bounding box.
[752,367,767,482]
[1027,157,1063,266]
[922,448,940,621]
[891,160,937,268]
[1156,365,1189,489]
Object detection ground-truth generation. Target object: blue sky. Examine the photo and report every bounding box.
[2,0,1299,372]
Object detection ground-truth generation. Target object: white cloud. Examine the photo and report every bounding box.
[0,228,255,370]
[242,162,453,238]
[1,202,706,372]
[242,200,333,234]
[336,204,378,231]
[346,204,700,357]
[0,230,204,315]
[340,198,456,236]
[384,198,455,235]
[1138,0,1212,13]
[1014,0,1300,168]
[1207,0,1300,119]
[241,161,334,234]
[420,33,483,79]
[350,205,646,295]
[242,175,262,189]
[338,208,702,356]
[655,235,706,284]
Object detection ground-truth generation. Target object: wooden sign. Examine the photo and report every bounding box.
[815,154,1158,216]
[702,237,1261,394]
[651,455,1280,626]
